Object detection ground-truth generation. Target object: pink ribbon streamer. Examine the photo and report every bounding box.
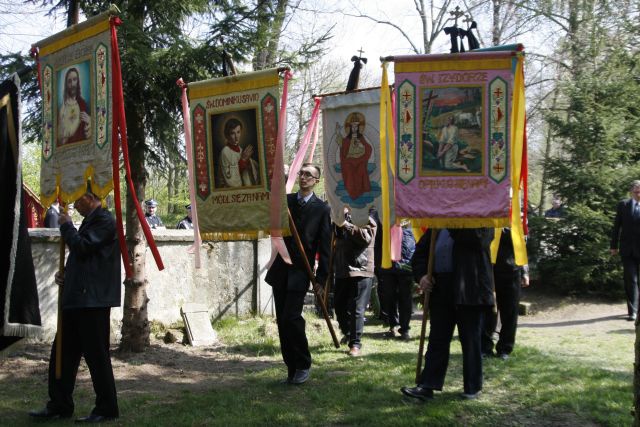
[307,97,321,163]
[286,97,321,193]
[390,224,402,261]
[177,78,202,268]
[267,70,293,268]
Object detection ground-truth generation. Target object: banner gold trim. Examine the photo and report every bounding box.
[189,69,279,99]
[395,58,512,73]
[37,13,111,57]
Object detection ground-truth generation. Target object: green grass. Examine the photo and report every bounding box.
[0,308,634,426]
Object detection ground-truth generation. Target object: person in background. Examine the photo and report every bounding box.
[611,180,640,321]
[176,204,193,230]
[544,197,565,218]
[379,221,416,340]
[144,199,164,229]
[44,201,60,228]
[482,228,529,360]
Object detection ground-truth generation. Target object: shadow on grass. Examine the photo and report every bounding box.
[520,314,623,328]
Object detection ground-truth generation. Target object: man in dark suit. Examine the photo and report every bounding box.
[30,190,120,422]
[44,201,60,228]
[265,163,331,385]
[611,180,640,321]
[401,228,494,401]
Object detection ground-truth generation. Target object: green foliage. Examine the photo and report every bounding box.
[537,45,640,294]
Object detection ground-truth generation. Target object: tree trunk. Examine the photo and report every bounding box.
[538,87,558,215]
[167,166,174,214]
[119,103,150,351]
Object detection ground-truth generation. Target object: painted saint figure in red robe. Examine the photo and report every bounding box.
[335,112,372,200]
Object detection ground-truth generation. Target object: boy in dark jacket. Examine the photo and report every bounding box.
[333,208,377,356]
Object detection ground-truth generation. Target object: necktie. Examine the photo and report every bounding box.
[634,203,640,219]
[298,198,306,207]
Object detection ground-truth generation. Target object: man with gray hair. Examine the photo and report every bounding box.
[611,180,640,321]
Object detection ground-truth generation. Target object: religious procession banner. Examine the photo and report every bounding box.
[321,88,391,227]
[390,47,527,263]
[188,69,288,240]
[392,49,526,225]
[36,11,114,207]
[1,74,42,350]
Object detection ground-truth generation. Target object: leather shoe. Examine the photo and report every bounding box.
[75,414,117,423]
[460,391,481,400]
[628,315,637,322]
[290,368,310,385]
[348,346,361,357]
[401,386,434,401]
[29,407,72,419]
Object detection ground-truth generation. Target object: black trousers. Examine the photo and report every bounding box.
[47,307,118,418]
[272,269,311,378]
[622,256,640,317]
[379,271,413,333]
[482,271,521,355]
[334,276,372,349]
[418,274,485,395]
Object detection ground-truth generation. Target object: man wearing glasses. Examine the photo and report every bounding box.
[265,163,331,385]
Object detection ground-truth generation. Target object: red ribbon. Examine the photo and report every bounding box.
[110,17,164,276]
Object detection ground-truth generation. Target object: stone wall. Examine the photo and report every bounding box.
[29,229,275,340]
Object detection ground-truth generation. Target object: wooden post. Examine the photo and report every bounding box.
[323,229,336,305]
[55,204,66,379]
[287,211,340,348]
[416,229,438,384]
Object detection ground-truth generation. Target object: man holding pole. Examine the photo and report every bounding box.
[29,190,120,422]
[401,228,494,401]
[265,163,331,385]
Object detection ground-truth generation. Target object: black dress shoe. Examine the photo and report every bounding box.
[628,315,637,322]
[29,407,72,419]
[290,368,310,385]
[400,386,434,401]
[75,414,117,423]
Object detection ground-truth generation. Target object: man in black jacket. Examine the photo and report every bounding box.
[611,180,640,321]
[401,228,494,401]
[482,228,529,360]
[30,191,120,422]
[265,163,331,384]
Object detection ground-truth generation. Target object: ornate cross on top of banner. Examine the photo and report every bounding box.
[449,6,464,26]
[443,5,479,53]
[346,47,368,91]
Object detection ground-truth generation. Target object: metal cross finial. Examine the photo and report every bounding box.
[358,47,365,58]
[463,14,473,26]
[449,6,464,26]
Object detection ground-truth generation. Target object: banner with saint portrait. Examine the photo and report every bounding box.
[36,11,114,206]
[188,69,288,240]
[321,88,390,227]
[392,48,527,231]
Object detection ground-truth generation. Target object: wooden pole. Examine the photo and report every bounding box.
[55,204,66,379]
[323,228,336,305]
[416,229,438,384]
[287,211,340,348]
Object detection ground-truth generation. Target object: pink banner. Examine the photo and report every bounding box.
[286,97,321,193]
[393,52,519,228]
